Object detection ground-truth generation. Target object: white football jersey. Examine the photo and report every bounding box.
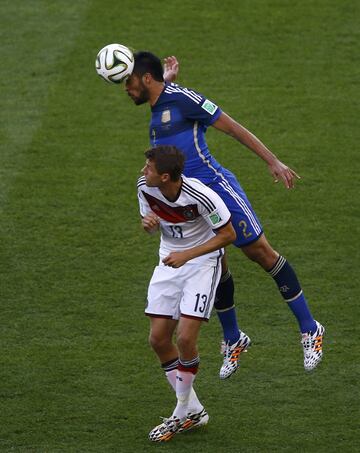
[137,175,231,264]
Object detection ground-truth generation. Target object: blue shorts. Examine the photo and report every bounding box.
[208,169,263,247]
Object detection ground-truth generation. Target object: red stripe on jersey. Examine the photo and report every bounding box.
[142,191,200,224]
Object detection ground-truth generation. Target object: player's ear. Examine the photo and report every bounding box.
[160,173,170,183]
[142,73,152,85]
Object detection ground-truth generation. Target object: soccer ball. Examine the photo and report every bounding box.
[95,44,134,84]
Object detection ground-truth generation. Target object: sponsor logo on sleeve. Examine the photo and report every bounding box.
[209,212,222,225]
[201,99,218,115]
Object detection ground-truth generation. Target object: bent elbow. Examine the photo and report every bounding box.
[228,224,237,244]
[228,230,237,244]
[216,223,236,246]
[223,229,236,246]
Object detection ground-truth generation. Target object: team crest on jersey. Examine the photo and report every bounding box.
[183,207,196,220]
[161,109,171,123]
[201,99,218,115]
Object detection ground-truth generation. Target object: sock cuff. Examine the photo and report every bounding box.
[161,357,179,372]
[268,255,286,277]
[216,305,235,313]
[178,357,200,374]
[269,256,303,301]
[285,289,303,303]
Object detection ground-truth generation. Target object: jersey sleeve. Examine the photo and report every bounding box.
[137,182,151,217]
[197,186,231,230]
[176,87,222,126]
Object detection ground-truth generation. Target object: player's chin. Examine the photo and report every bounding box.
[134,98,147,106]
[127,94,139,104]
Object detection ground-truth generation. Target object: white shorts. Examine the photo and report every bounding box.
[145,261,221,321]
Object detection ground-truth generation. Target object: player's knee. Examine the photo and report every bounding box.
[258,248,279,269]
[243,241,278,269]
[214,269,234,310]
[149,332,171,353]
[176,332,196,357]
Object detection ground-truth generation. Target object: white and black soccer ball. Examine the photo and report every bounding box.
[95,43,134,84]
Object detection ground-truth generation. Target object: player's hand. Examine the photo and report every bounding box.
[163,56,179,83]
[268,159,300,189]
[142,213,160,233]
[162,251,190,268]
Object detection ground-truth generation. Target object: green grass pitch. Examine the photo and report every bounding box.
[1,0,359,451]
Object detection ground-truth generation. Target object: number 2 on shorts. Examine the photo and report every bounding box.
[239,220,252,239]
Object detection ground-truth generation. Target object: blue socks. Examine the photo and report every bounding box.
[268,256,317,333]
[215,257,316,340]
[215,270,241,344]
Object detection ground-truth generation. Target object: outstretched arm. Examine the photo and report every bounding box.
[163,56,179,83]
[213,112,300,189]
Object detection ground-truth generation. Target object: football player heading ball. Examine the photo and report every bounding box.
[96,47,325,377]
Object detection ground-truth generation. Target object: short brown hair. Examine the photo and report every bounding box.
[144,146,185,181]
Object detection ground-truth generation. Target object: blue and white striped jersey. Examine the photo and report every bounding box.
[148,83,263,248]
[150,83,224,184]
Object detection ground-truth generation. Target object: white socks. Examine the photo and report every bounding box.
[165,364,203,419]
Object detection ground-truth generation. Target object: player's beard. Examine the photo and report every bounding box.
[132,82,150,105]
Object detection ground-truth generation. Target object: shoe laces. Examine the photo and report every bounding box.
[301,332,313,351]
[220,340,231,358]
[158,416,180,432]
[160,415,177,424]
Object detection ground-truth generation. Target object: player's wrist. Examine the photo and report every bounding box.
[144,224,159,234]
[261,149,278,165]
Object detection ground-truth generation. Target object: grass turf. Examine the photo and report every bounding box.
[0,0,359,451]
